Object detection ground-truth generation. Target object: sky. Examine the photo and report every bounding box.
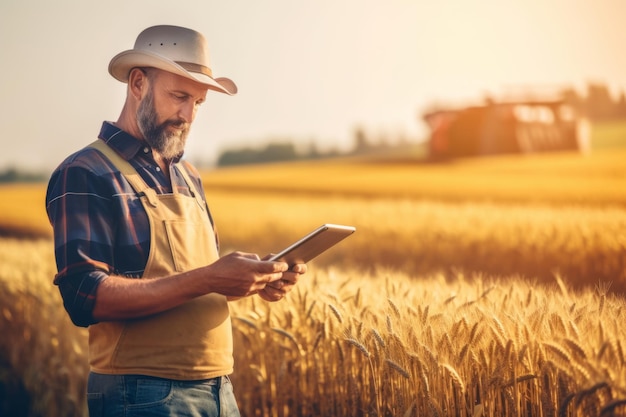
[1,0,625,171]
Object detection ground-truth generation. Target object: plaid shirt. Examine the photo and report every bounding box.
[46,122,217,327]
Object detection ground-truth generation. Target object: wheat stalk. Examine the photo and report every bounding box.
[328,303,343,324]
[563,338,587,361]
[388,298,401,317]
[371,328,385,349]
[441,363,465,393]
[345,337,370,358]
[271,328,303,355]
[600,399,626,416]
[543,342,573,364]
[234,316,258,330]
[595,281,612,316]
[386,359,410,379]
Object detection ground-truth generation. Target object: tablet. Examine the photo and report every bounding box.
[268,224,356,265]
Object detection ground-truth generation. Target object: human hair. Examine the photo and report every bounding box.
[137,67,158,81]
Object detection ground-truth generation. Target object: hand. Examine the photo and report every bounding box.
[204,252,288,298]
[257,263,307,302]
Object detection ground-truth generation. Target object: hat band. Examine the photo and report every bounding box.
[175,61,213,78]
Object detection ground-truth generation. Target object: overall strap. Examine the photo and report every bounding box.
[88,140,159,207]
[176,162,207,210]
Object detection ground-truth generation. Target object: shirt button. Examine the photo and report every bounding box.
[156,166,161,172]
[143,147,149,153]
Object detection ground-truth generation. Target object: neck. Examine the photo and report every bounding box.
[115,103,144,141]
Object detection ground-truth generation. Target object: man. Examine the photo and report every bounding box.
[45,25,306,417]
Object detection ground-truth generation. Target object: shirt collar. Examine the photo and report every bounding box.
[98,122,144,161]
[97,121,183,163]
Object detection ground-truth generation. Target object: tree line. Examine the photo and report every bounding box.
[215,128,418,167]
[561,82,626,121]
[0,167,46,183]
[216,82,626,167]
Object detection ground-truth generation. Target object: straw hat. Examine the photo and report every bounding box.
[108,25,237,95]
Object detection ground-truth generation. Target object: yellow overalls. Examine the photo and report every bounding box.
[87,139,233,380]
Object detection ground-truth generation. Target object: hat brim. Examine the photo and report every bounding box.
[108,49,237,95]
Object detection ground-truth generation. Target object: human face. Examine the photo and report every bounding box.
[136,69,209,160]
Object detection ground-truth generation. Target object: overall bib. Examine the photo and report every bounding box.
[87,139,233,380]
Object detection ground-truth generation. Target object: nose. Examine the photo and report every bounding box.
[178,101,197,123]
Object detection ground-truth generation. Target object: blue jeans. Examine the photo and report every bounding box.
[87,372,241,417]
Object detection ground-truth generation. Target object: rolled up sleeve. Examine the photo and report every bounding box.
[46,152,117,327]
[57,271,108,327]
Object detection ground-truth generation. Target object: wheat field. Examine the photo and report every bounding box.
[228,268,626,417]
[1,238,625,416]
[1,146,625,416]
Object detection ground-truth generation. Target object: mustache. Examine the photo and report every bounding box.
[163,119,189,130]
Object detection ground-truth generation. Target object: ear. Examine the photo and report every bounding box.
[128,68,148,100]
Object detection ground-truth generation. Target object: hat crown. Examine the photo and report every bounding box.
[108,24,237,95]
[134,25,211,69]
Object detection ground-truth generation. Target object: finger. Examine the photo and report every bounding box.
[238,252,261,261]
[264,271,285,284]
[291,263,307,274]
[259,260,288,273]
[266,285,286,298]
[280,272,299,285]
[280,281,296,292]
[260,284,281,295]
[258,287,284,302]
[267,279,285,289]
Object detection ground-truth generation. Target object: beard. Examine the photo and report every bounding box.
[136,88,190,160]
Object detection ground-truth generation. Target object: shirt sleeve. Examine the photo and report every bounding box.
[57,271,108,327]
[46,154,117,326]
